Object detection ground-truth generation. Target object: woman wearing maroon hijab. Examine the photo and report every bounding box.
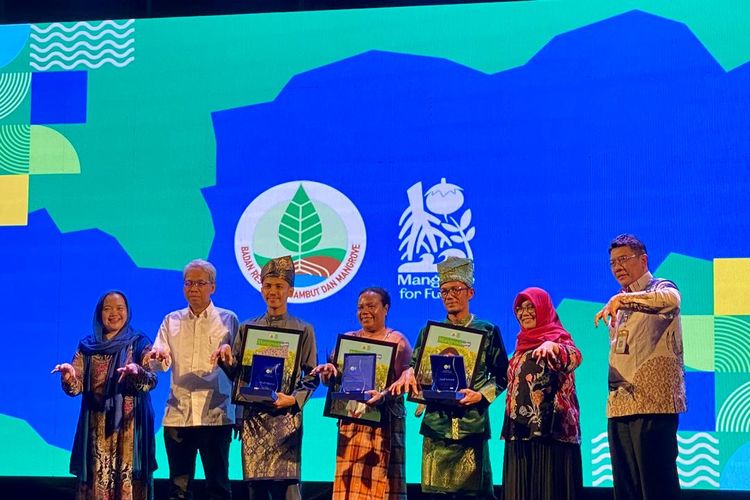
[501,287,583,500]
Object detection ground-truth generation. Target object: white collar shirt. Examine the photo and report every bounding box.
[151,302,238,426]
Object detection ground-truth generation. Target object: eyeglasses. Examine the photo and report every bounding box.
[515,304,536,314]
[439,286,469,297]
[609,255,640,268]
[184,280,212,288]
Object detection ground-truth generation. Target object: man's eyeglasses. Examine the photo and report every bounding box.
[439,286,469,297]
[184,280,212,288]
[609,255,640,268]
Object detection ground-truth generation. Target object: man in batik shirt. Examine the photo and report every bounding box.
[595,234,686,500]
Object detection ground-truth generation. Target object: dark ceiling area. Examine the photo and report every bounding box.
[1,0,524,24]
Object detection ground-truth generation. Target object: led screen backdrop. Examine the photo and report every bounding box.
[1,0,749,490]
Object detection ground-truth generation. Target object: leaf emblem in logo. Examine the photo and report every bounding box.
[278,184,323,257]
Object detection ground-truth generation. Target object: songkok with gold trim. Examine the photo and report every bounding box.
[437,256,474,287]
[260,255,295,286]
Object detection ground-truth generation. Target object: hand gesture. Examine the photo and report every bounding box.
[271,392,297,410]
[51,363,76,382]
[458,388,483,406]
[389,367,418,396]
[210,344,234,366]
[365,389,385,406]
[310,363,338,384]
[595,293,625,327]
[145,348,169,363]
[532,341,560,365]
[116,362,140,383]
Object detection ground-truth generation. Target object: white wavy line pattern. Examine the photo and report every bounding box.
[30,38,134,54]
[591,442,609,454]
[677,454,720,466]
[30,20,135,71]
[679,443,720,455]
[31,28,135,44]
[592,464,612,475]
[30,57,135,71]
[31,19,133,34]
[591,432,608,444]
[592,476,613,487]
[680,477,720,488]
[677,465,720,478]
[591,454,611,465]
[31,47,135,63]
[677,433,719,445]
[591,433,720,489]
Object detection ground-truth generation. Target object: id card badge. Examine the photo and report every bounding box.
[615,328,629,354]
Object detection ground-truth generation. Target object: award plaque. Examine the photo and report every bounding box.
[409,321,487,404]
[232,324,303,406]
[422,354,468,402]
[331,353,377,401]
[323,333,398,425]
[239,354,285,402]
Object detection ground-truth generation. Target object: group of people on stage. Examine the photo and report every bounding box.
[52,233,686,500]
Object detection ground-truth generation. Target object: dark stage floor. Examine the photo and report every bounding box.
[2,478,750,499]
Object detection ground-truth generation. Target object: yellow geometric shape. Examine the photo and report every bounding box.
[0,174,28,225]
[29,125,80,175]
[715,258,750,315]
[682,315,714,371]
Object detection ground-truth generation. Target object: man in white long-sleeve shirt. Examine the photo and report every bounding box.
[595,234,685,500]
[147,259,238,500]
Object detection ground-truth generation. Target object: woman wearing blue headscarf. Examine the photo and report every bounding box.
[52,291,158,499]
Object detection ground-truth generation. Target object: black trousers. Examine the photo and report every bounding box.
[608,414,681,500]
[164,425,233,500]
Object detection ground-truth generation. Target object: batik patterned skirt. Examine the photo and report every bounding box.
[333,416,407,500]
[75,395,152,500]
[241,409,303,480]
[421,435,494,498]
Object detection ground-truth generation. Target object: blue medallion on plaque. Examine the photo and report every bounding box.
[331,353,377,401]
[239,354,284,403]
[423,354,468,402]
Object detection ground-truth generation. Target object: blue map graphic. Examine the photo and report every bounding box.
[209,10,749,349]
